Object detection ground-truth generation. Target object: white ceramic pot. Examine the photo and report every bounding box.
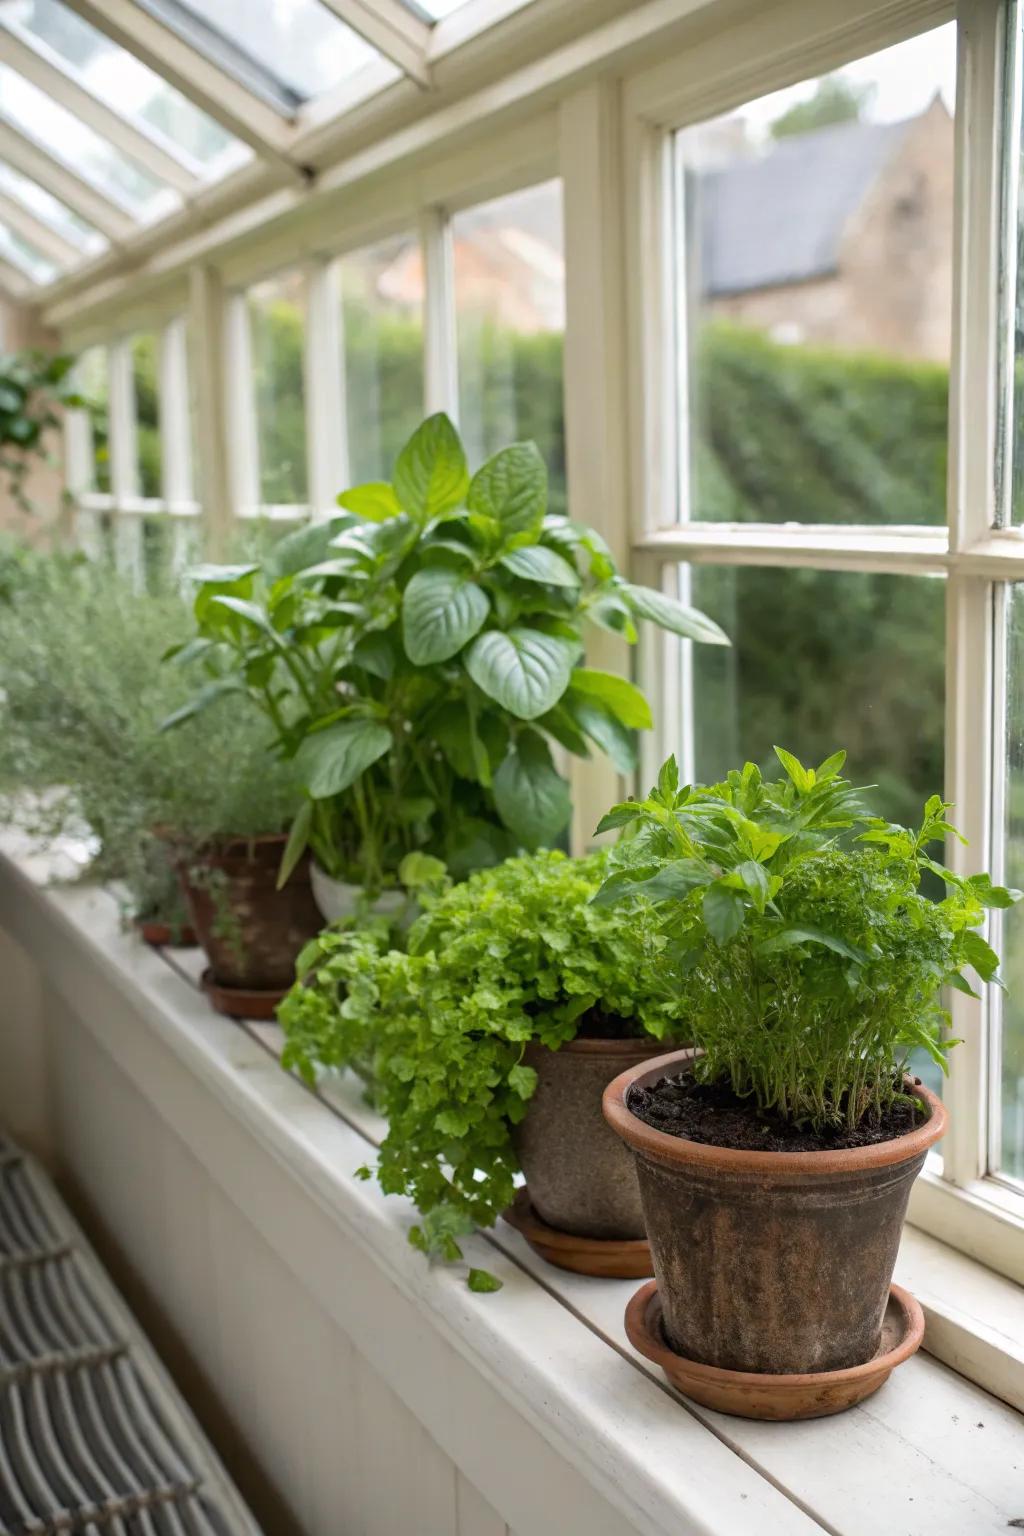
[310,863,408,925]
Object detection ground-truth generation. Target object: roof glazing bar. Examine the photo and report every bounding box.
[0,22,203,194]
[317,0,432,86]
[57,0,299,169]
[0,117,137,239]
[0,187,80,267]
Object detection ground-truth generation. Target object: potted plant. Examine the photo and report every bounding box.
[279,849,687,1281]
[598,750,1020,1419]
[0,550,318,1013]
[167,414,727,916]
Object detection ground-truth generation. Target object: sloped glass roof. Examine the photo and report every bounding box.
[0,0,249,175]
[0,160,106,254]
[0,63,180,219]
[0,0,526,295]
[0,217,57,281]
[140,0,380,106]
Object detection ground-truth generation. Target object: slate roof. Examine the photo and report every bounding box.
[698,116,910,297]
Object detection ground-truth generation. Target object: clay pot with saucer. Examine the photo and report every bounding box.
[604,1048,946,1419]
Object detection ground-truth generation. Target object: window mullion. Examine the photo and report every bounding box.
[421,207,456,418]
[943,0,1006,1188]
[108,336,144,586]
[225,290,260,521]
[304,260,346,519]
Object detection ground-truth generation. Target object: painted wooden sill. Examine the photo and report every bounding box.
[0,845,1022,1536]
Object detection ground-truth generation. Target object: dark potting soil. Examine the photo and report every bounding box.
[574,1007,646,1040]
[627,1074,923,1152]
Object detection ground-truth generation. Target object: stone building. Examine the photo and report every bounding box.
[694,98,954,363]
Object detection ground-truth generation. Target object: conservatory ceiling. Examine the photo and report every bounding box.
[0,0,496,300]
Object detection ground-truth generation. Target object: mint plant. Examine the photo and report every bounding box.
[279,850,685,1259]
[595,749,1021,1130]
[165,414,726,890]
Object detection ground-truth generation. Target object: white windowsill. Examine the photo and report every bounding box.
[0,842,1022,1536]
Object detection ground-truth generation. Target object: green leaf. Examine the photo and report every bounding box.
[467,442,546,536]
[569,668,652,730]
[493,731,571,846]
[185,562,258,586]
[508,1063,538,1099]
[755,926,867,964]
[622,583,729,645]
[465,628,575,720]
[295,719,392,800]
[337,481,401,521]
[816,750,847,781]
[499,545,579,588]
[593,802,644,835]
[564,691,636,773]
[659,756,679,801]
[265,516,354,577]
[592,861,710,907]
[351,633,395,680]
[398,851,447,889]
[209,594,275,638]
[724,859,771,913]
[967,873,1024,909]
[703,883,745,943]
[402,567,490,665]
[774,746,815,794]
[277,801,313,889]
[159,678,243,731]
[393,414,468,521]
[961,928,1001,983]
[467,1268,503,1293]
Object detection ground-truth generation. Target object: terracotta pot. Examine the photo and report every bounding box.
[176,835,323,992]
[135,918,197,948]
[603,1049,947,1375]
[512,1036,670,1241]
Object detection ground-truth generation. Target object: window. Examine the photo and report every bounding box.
[0,163,105,255]
[0,64,178,221]
[453,180,566,510]
[131,332,161,500]
[247,270,308,510]
[155,0,379,104]
[339,233,424,485]
[0,0,247,177]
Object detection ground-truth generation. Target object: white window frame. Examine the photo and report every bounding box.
[621,0,1024,1284]
[65,314,200,575]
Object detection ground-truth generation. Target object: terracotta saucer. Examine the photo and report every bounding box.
[625,1280,924,1420]
[501,1187,654,1279]
[136,919,198,948]
[201,968,287,1022]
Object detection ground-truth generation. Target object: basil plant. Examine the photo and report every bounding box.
[165,414,727,891]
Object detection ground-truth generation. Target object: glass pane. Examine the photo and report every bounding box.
[339,233,424,484]
[0,163,105,254]
[0,65,178,220]
[131,333,161,498]
[675,23,956,526]
[998,587,1024,1180]
[688,566,945,824]
[0,219,55,281]
[453,179,566,514]
[167,0,377,101]
[0,0,248,176]
[76,344,110,494]
[248,271,307,506]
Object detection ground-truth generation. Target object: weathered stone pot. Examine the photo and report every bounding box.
[603,1049,947,1376]
[176,835,322,993]
[512,1036,671,1241]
